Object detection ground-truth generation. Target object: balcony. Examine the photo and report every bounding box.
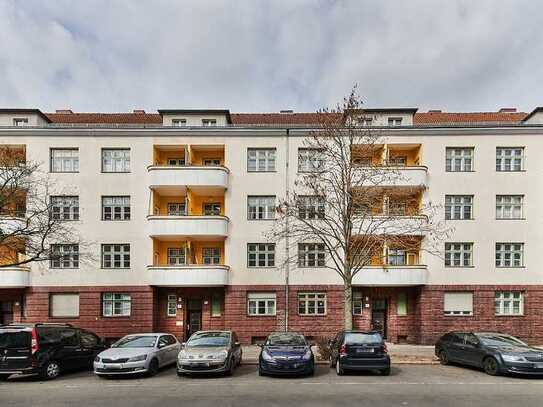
[0,266,30,287]
[148,215,229,238]
[148,165,228,191]
[352,265,428,286]
[353,215,429,236]
[0,216,26,234]
[148,264,229,286]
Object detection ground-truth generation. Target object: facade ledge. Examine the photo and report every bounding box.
[148,165,229,189]
[352,265,428,286]
[0,265,31,287]
[147,215,229,238]
[148,264,229,286]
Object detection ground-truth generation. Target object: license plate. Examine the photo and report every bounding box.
[535,363,543,369]
[107,364,122,370]
[194,362,209,367]
[357,348,374,353]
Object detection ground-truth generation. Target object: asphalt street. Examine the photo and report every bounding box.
[1,364,543,407]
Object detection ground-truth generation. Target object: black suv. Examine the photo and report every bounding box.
[0,323,106,380]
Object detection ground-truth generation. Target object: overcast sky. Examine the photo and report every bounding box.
[1,0,542,113]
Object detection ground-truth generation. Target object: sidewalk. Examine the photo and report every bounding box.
[241,343,438,365]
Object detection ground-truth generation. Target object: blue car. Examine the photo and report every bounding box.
[258,332,315,377]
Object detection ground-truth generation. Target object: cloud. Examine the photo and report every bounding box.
[0,0,541,113]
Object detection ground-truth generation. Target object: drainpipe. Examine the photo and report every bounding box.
[284,128,290,332]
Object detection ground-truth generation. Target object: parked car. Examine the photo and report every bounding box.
[94,333,180,377]
[329,330,390,376]
[0,323,106,380]
[258,332,315,377]
[436,331,543,376]
[177,330,242,376]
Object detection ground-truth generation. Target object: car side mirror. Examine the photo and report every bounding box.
[257,343,264,348]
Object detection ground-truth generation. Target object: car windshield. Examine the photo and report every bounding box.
[113,335,157,348]
[344,332,382,345]
[266,333,306,346]
[187,332,230,348]
[478,334,527,347]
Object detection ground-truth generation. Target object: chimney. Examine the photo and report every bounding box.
[428,109,442,113]
[55,109,73,114]
[133,109,145,114]
[499,107,517,113]
[280,109,294,114]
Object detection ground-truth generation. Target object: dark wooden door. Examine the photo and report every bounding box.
[371,299,388,339]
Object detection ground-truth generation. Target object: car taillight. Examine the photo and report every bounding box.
[340,344,347,356]
[31,328,39,354]
[381,343,388,353]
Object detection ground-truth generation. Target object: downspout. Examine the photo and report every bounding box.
[284,128,290,332]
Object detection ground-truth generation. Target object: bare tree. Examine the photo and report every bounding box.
[268,88,450,330]
[0,146,88,268]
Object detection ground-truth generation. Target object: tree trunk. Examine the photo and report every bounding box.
[343,280,353,330]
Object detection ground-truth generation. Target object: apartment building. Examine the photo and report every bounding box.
[1,106,543,344]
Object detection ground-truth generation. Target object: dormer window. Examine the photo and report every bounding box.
[388,117,402,126]
[13,118,29,127]
[202,119,217,127]
[357,118,373,127]
[172,119,187,127]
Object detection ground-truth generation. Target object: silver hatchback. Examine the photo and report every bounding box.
[94,333,181,377]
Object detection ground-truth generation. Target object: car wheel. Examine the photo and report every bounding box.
[483,357,500,376]
[147,358,159,377]
[381,367,391,376]
[258,367,265,377]
[225,358,235,376]
[41,360,61,380]
[438,350,450,365]
[336,358,344,376]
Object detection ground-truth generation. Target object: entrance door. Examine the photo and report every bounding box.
[185,299,202,339]
[371,299,388,339]
[0,302,14,325]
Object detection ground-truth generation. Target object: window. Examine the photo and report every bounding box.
[446,148,473,172]
[50,148,79,173]
[496,147,524,172]
[172,119,186,127]
[203,158,221,166]
[352,156,372,166]
[298,148,324,172]
[247,243,275,267]
[397,293,408,316]
[352,292,364,315]
[445,195,473,220]
[50,244,79,269]
[357,118,373,127]
[298,243,325,267]
[495,291,523,315]
[167,202,186,216]
[203,247,220,265]
[102,293,131,317]
[167,294,177,317]
[443,292,473,316]
[80,331,99,347]
[445,243,473,267]
[388,201,407,216]
[496,195,523,219]
[247,196,275,220]
[168,248,186,265]
[50,196,79,221]
[50,293,79,318]
[102,149,130,173]
[211,293,222,317]
[202,119,217,127]
[13,118,29,126]
[387,249,406,266]
[388,117,402,126]
[247,293,276,316]
[388,156,407,166]
[247,148,276,172]
[102,196,130,220]
[168,158,185,166]
[298,196,325,219]
[203,203,221,216]
[101,244,130,268]
[495,243,524,267]
[298,293,326,315]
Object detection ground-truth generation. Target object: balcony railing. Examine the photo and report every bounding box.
[357,165,428,188]
[0,265,31,287]
[147,215,229,238]
[353,215,429,236]
[148,165,228,189]
[147,264,229,286]
[352,265,428,286]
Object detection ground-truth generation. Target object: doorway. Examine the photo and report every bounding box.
[0,302,14,325]
[371,299,388,339]
[185,299,202,340]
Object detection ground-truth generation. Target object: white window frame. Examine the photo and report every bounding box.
[102,196,130,221]
[444,292,473,316]
[50,293,80,318]
[352,291,364,315]
[171,119,187,127]
[298,148,324,172]
[13,118,29,127]
[445,242,473,267]
[102,293,131,317]
[247,148,276,172]
[247,243,275,267]
[102,149,130,173]
[445,195,473,220]
[202,119,217,127]
[387,248,407,266]
[247,196,275,220]
[203,202,221,216]
[101,244,130,269]
[496,195,523,219]
[50,196,79,221]
[167,202,186,216]
[50,148,79,173]
[446,147,474,172]
[167,247,187,265]
[495,243,524,267]
[388,117,403,126]
[203,158,221,166]
[495,291,524,316]
[298,243,326,267]
[298,292,326,316]
[247,293,276,316]
[496,147,524,172]
[50,244,79,269]
[202,247,220,265]
[167,294,177,317]
[167,158,185,166]
[298,195,325,219]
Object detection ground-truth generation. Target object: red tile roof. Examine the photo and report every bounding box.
[414,112,527,125]
[45,112,162,124]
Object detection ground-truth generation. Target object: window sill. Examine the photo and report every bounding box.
[495,218,525,221]
[100,268,132,270]
[49,316,80,319]
[101,171,132,174]
[247,218,276,221]
[297,314,327,317]
[101,315,132,319]
[495,314,525,317]
[495,266,525,269]
[247,266,278,270]
[247,314,277,318]
[445,170,476,173]
[247,171,278,173]
[50,171,79,174]
[443,314,474,317]
[444,266,475,269]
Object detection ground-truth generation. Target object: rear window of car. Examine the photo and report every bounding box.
[344,332,382,345]
[0,331,30,349]
[266,333,306,346]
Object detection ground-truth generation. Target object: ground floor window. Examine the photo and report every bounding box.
[443,292,473,316]
[352,291,364,315]
[298,292,326,315]
[167,294,177,317]
[397,292,408,316]
[247,292,276,316]
[102,293,131,317]
[211,293,222,317]
[50,293,80,318]
[495,291,523,315]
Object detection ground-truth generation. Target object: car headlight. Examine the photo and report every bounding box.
[502,354,526,363]
[213,350,228,361]
[302,349,312,360]
[262,350,274,362]
[94,356,101,362]
[127,354,147,362]
[178,351,189,361]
